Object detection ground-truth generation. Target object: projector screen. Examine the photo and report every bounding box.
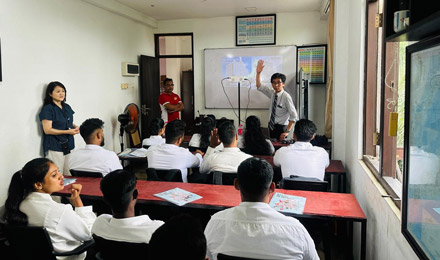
[204,45,297,109]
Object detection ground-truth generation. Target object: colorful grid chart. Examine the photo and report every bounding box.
[297,45,327,84]
[237,15,275,45]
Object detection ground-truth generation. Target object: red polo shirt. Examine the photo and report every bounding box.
[158,92,181,123]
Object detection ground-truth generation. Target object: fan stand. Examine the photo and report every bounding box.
[119,125,125,152]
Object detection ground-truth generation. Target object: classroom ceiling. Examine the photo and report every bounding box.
[115,0,323,20]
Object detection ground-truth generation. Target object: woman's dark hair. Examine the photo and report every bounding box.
[199,116,216,149]
[43,81,67,106]
[150,118,165,135]
[4,158,52,225]
[243,116,272,155]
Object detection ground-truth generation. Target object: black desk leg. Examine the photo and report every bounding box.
[343,173,347,193]
[361,221,367,260]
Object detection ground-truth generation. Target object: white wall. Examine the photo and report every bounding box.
[155,13,328,134]
[0,0,154,204]
[333,0,418,259]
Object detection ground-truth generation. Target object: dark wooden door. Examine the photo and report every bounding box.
[139,55,160,139]
[181,70,195,134]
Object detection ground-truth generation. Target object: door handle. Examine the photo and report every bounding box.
[141,105,151,116]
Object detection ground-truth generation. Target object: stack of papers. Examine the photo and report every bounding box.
[119,148,148,158]
[154,188,202,206]
[269,192,306,214]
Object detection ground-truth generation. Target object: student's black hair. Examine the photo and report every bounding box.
[165,119,186,144]
[4,158,52,225]
[199,116,216,149]
[163,78,173,86]
[243,116,272,155]
[150,118,165,135]
[80,118,104,144]
[149,214,207,260]
[100,169,137,214]
[237,157,273,202]
[270,73,286,84]
[218,120,236,146]
[294,119,317,142]
[43,81,67,106]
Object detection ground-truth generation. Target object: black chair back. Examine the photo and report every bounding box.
[217,253,264,260]
[281,176,328,192]
[93,234,149,260]
[146,168,183,182]
[70,169,103,178]
[5,225,93,260]
[212,171,237,185]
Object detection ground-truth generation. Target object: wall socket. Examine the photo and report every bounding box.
[121,83,129,89]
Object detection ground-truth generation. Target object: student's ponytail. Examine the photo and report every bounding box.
[4,158,52,225]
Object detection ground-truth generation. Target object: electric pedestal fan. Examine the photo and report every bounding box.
[117,103,140,151]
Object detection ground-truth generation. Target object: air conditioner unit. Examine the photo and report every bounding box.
[121,62,139,77]
[320,0,330,20]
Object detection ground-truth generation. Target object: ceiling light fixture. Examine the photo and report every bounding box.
[245,7,257,12]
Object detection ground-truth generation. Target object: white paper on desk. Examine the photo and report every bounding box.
[63,178,76,186]
[129,148,148,157]
[269,192,306,214]
[119,148,133,156]
[154,188,202,206]
[434,208,440,215]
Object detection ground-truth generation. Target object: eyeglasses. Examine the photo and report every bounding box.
[271,81,283,85]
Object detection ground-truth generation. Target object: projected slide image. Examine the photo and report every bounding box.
[221,55,283,88]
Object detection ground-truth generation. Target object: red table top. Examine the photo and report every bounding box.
[57,177,365,220]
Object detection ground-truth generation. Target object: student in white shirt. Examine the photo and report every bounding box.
[92,169,163,244]
[189,115,222,152]
[204,157,319,260]
[240,115,275,155]
[149,214,208,260]
[67,118,122,176]
[142,118,165,147]
[146,119,203,182]
[274,119,330,180]
[4,158,96,260]
[199,121,252,174]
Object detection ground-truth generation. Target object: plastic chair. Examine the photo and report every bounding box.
[146,168,183,182]
[93,234,149,260]
[4,225,94,260]
[280,175,328,192]
[217,253,264,260]
[70,169,103,178]
[212,171,237,185]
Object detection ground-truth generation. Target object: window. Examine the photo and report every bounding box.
[363,0,415,206]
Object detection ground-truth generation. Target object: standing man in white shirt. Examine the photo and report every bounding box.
[256,59,299,140]
[68,118,122,176]
[146,119,203,182]
[204,157,319,260]
[274,119,330,180]
[92,169,164,244]
[199,121,252,174]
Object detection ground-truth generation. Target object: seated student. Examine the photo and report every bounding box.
[142,118,165,147]
[199,121,252,174]
[4,158,96,260]
[189,115,223,153]
[274,119,330,180]
[238,115,275,155]
[149,214,208,260]
[91,169,163,243]
[68,118,122,176]
[204,157,318,260]
[146,119,203,182]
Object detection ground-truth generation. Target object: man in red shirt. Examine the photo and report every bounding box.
[158,78,184,123]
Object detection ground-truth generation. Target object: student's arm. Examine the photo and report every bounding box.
[256,59,265,88]
[199,147,215,174]
[273,149,282,167]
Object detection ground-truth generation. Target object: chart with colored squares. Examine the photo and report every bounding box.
[297,45,327,84]
[236,15,276,46]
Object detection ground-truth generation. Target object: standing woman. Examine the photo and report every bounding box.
[39,81,79,175]
[4,158,96,259]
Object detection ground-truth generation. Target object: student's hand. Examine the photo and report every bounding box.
[195,149,205,157]
[210,128,221,148]
[68,184,84,207]
[256,60,265,74]
[279,132,289,141]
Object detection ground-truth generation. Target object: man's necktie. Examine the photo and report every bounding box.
[268,94,278,130]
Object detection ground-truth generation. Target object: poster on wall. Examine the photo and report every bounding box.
[236,14,276,46]
[296,44,327,84]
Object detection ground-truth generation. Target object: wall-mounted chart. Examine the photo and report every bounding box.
[296,44,327,84]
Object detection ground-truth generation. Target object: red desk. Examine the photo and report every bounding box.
[254,156,347,193]
[56,177,366,259]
